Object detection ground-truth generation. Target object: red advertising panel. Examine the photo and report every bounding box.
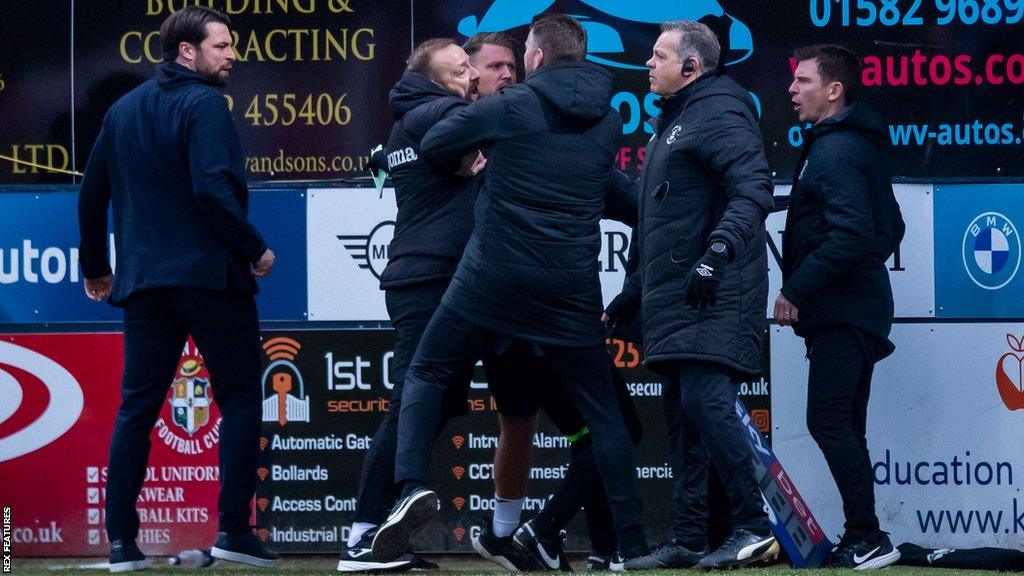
[1,330,774,555]
[0,334,221,556]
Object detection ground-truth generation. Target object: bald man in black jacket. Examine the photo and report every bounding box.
[338,38,483,573]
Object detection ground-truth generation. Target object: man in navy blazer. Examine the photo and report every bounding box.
[77,6,278,572]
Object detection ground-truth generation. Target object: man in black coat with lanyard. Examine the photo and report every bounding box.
[370,14,649,565]
[609,20,777,570]
[776,44,904,570]
[77,6,278,572]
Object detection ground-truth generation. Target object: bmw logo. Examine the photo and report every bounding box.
[962,212,1020,290]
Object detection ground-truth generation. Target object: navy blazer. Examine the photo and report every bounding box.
[78,62,265,306]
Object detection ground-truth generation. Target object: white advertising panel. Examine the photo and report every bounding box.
[767,184,935,319]
[306,187,634,321]
[598,219,632,307]
[772,323,1024,548]
[307,188,395,321]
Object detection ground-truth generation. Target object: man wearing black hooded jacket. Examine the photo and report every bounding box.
[336,38,484,573]
[610,20,777,571]
[370,14,648,565]
[776,45,904,570]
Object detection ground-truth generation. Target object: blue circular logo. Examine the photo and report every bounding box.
[962,212,1020,290]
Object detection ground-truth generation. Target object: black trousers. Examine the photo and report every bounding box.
[395,303,647,556]
[106,288,262,542]
[354,282,566,524]
[353,280,471,524]
[658,361,769,549]
[532,362,643,556]
[805,328,881,541]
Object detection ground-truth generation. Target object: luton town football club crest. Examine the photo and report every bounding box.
[154,340,221,455]
[170,356,212,436]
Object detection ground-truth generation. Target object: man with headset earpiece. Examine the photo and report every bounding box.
[605,20,776,571]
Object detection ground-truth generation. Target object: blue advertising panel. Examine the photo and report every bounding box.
[0,189,306,323]
[935,184,1024,318]
[250,189,308,321]
[0,192,119,323]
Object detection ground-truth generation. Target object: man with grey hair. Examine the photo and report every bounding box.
[606,20,776,570]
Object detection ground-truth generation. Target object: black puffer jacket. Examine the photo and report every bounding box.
[420,61,622,346]
[781,104,905,339]
[378,70,476,289]
[635,73,773,374]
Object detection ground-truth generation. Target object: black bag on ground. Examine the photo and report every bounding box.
[897,543,1024,571]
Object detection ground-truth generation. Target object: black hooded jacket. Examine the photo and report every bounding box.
[633,73,774,374]
[420,61,622,346]
[781,104,905,339]
[378,70,477,289]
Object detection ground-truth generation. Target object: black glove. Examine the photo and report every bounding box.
[684,244,730,309]
[604,288,640,329]
[367,145,390,175]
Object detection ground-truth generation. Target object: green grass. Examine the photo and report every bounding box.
[12,556,1022,576]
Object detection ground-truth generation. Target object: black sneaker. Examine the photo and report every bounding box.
[696,529,778,569]
[513,520,572,571]
[372,489,440,563]
[337,529,413,572]
[586,555,623,571]
[823,533,900,570]
[210,531,281,568]
[109,540,149,573]
[623,539,706,569]
[471,523,542,571]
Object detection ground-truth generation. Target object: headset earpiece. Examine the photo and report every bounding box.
[682,58,696,76]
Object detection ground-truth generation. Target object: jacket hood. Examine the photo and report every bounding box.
[156,62,223,90]
[809,103,889,148]
[388,70,460,119]
[655,73,758,133]
[684,73,759,118]
[523,61,613,122]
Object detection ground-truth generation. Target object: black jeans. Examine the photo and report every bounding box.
[106,288,261,542]
[353,280,471,524]
[659,361,769,549]
[805,328,881,541]
[532,362,643,555]
[395,303,647,556]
